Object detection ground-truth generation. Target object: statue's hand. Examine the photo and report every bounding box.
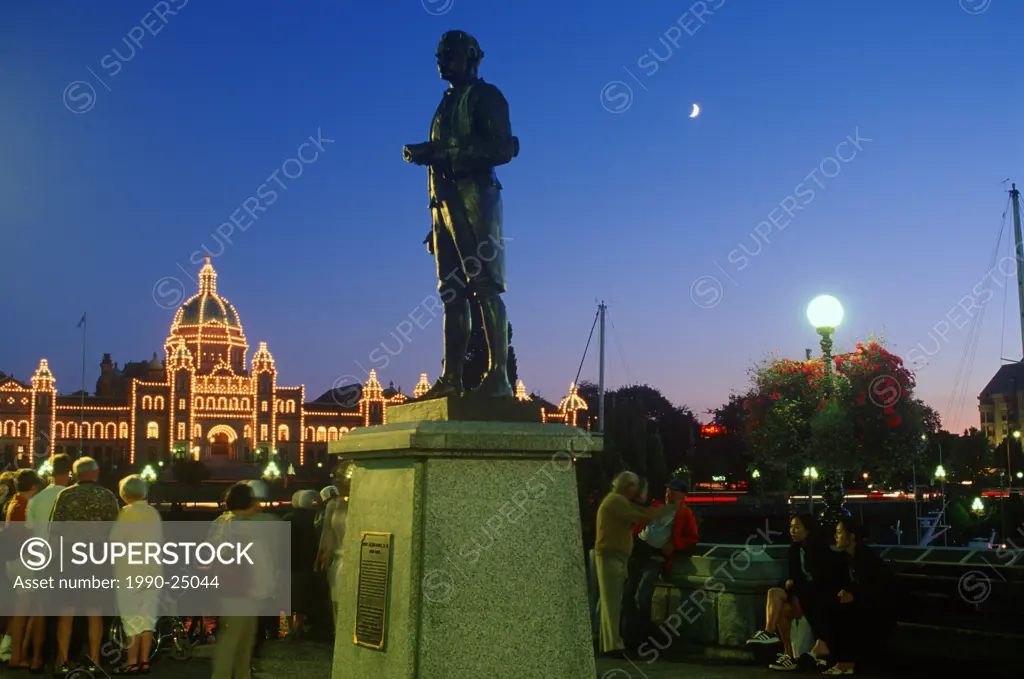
[403,142,438,166]
[424,231,434,255]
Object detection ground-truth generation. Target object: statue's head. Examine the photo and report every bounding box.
[436,30,483,84]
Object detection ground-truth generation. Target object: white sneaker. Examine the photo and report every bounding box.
[769,653,799,671]
[746,630,781,645]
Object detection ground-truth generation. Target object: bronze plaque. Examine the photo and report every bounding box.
[353,531,392,650]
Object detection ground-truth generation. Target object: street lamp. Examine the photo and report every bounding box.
[803,466,819,513]
[806,295,844,370]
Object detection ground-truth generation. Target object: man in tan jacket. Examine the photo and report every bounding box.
[594,471,673,655]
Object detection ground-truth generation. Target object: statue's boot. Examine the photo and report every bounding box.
[471,295,514,399]
[419,299,470,400]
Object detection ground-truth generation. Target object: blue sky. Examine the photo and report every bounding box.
[1,0,1022,432]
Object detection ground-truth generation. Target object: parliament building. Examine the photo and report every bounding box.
[0,257,587,469]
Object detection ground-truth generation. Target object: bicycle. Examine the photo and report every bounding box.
[106,616,194,663]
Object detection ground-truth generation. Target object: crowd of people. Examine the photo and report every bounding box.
[0,454,350,678]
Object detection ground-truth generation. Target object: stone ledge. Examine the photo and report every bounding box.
[329,420,601,459]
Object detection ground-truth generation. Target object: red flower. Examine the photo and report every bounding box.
[883,406,894,416]
[856,396,865,404]
[888,415,902,427]
[771,392,781,400]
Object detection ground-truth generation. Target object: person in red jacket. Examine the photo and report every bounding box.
[622,479,700,647]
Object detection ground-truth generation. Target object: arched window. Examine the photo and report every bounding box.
[81,423,92,438]
[278,424,289,441]
[231,397,239,409]
[305,427,315,442]
[177,422,186,440]
[154,396,165,410]
[288,400,296,413]
[18,421,29,437]
[92,423,103,439]
[106,423,117,439]
[242,398,251,410]
[66,422,78,439]
[207,397,216,410]
[146,422,159,440]
[192,424,201,438]
[56,422,65,439]
[218,397,228,410]
[261,401,268,413]
[244,424,252,439]
[119,422,129,439]
[328,427,338,441]
[316,426,327,442]
[178,399,186,411]
[260,424,268,441]
[142,395,153,410]
[2,421,13,436]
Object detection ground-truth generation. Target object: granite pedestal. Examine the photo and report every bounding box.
[328,398,599,679]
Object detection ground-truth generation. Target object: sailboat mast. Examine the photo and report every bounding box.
[598,301,606,433]
[1012,183,1024,359]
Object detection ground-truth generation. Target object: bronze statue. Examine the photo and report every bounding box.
[403,30,519,400]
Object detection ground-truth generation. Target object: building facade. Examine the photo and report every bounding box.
[0,258,586,468]
[978,362,1024,444]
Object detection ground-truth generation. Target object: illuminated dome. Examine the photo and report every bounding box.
[175,256,242,329]
[168,255,249,375]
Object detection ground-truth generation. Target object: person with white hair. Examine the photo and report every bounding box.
[49,456,120,675]
[594,470,672,656]
[315,475,349,627]
[110,474,163,674]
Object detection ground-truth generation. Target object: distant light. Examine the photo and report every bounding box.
[262,461,281,480]
[863,472,869,479]
[971,497,984,512]
[751,469,760,479]
[712,475,726,482]
[157,461,165,467]
[140,465,158,483]
[1015,431,1022,439]
[37,458,53,477]
[934,465,946,480]
[317,462,323,468]
[803,467,819,479]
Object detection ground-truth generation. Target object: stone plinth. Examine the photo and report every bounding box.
[328,401,599,679]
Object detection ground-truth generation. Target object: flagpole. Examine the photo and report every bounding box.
[80,312,86,457]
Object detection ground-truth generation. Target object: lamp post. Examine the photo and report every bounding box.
[807,295,844,527]
[935,464,947,546]
[807,295,844,375]
[803,466,819,513]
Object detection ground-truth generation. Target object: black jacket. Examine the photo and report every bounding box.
[788,538,846,594]
[844,544,894,612]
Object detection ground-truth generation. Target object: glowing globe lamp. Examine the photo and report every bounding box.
[807,295,844,330]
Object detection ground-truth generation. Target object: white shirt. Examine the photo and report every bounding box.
[26,483,65,537]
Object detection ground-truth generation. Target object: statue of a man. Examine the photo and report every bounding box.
[403,30,519,400]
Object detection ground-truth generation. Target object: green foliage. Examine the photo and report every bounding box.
[744,341,937,480]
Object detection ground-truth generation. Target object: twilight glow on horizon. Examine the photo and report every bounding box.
[2,1,1024,434]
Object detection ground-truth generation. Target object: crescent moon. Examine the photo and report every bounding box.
[689,103,700,118]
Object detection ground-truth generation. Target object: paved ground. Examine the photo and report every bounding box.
[67,637,1017,678]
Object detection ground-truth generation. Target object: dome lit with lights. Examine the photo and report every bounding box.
[169,255,248,374]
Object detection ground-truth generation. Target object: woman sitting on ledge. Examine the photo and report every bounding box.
[746,513,843,671]
[820,517,895,676]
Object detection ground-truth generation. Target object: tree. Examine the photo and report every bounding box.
[462,303,518,390]
[744,341,936,521]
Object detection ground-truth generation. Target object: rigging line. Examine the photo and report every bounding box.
[573,308,600,389]
[948,196,1012,428]
[607,313,633,386]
